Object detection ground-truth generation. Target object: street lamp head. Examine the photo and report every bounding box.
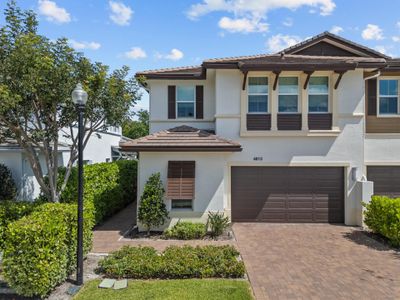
[71,83,88,106]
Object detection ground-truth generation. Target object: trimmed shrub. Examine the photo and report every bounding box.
[138,173,169,235]
[59,160,137,224]
[207,211,230,238]
[0,163,17,201]
[363,196,400,247]
[2,203,94,298]
[97,246,161,279]
[0,201,37,250]
[98,245,245,279]
[164,222,206,240]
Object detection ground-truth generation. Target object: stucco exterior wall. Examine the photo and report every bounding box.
[138,152,230,229]
[143,68,373,226]
[147,70,216,133]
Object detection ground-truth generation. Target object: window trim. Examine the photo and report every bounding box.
[247,76,269,114]
[308,76,330,114]
[278,76,300,114]
[377,78,400,117]
[171,199,193,210]
[176,86,196,119]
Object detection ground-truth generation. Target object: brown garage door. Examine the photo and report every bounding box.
[231,167,344,223]
[367,166,400,198]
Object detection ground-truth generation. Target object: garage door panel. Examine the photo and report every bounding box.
[367,166,400,198]
[231,167,344,223]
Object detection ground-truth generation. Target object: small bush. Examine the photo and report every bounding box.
[59,160,137,224]
[0,201,37,250]
[363,196,400,247]
[164,222,206,240]
[138,173,169,235]
[207,211,230,238]
[2,203,94,298]
[0,163,17,201]
[98,245,245,279]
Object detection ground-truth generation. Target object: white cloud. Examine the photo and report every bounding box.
[69,40,101,50]
[124,47,147,59]
[156,49,184,61]
[282,18,293,27]
[218,17,268,33]
[187,0,335,20]
[38,0,71,23]
[361,24,384,40]
[187,0,335,34]
[109,1,133,26]
[374,45,393,57]
[330,25,343,35]
[266,34,302,53]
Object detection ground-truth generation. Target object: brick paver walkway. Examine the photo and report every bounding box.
[233,223,400,300]
[92,203,234,253]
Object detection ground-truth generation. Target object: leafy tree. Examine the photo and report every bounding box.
[122,110,149,139]
[0,163,17,201]
[0,1,140,202]
[138,173,169,235]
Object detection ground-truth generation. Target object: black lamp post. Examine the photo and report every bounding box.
[71,83,88,286]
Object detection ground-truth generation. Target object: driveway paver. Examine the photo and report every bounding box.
[233,223,400,300]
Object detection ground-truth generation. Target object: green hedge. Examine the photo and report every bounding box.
[2,203,94,298]
[364,196,400,247]
[60,160,137,224]
[0,201,37,250]
[98,245,245,279]
[164,222,206,240]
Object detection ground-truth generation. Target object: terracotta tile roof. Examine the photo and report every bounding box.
[120,125,242,152]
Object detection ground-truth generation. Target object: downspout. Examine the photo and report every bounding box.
[364,69,381,81]
[362,69,381,182]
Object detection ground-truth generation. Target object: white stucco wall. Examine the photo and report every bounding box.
[144,68,371,226]
[138,152,230,229]
[147,70,216,133]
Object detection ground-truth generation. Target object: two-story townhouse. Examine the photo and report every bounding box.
[121,32,400,228]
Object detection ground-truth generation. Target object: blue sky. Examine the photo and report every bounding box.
[1,0,400,111]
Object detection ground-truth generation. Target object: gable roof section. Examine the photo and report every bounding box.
[120,125,242,152]
[282,31,390,59]
[135,32,393,79]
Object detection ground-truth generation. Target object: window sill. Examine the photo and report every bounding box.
[376,114,400,118]
[365,133,400,139]
[240,129,341,137]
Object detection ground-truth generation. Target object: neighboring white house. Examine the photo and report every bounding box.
[0,126,124,201]
[121,32,400,229]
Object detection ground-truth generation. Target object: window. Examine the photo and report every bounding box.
[176,86,195,118]
[167,161,195,207]
[379,79,399,115]
[309,76,329,113]
[248,77,268,113]
[279,77,299,113]
[171,199,192,209]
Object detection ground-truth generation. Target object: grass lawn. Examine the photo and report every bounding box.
[74,279,253,300]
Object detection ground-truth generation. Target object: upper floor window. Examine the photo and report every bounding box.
[248,77,268,113]
[279,77,298,113]
[309,76,329,113]
[379,79,399,115]
[176,86,195,118]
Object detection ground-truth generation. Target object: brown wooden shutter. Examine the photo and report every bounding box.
[196,85,204,119]
[367,79,377,116]
[167,161,195,199]
[168,86,176,119]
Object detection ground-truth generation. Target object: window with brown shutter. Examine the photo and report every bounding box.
[168,86,176,119]
[367,78,377,116]
[167,161,195,203]
[196,85,204,119]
